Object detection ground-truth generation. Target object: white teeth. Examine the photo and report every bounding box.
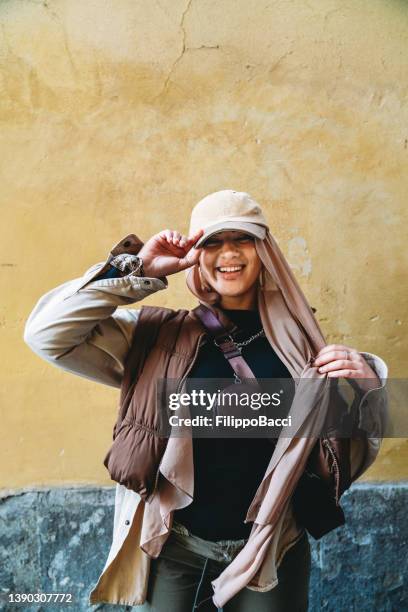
[218,266,243,272]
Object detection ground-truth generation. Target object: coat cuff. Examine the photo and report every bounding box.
[356,352,389,437]
[67,233,168,295]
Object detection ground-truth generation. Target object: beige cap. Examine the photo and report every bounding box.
[189,189,268,247]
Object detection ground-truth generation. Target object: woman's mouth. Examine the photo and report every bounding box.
[215,265,245,280]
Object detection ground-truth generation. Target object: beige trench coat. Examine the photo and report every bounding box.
[23,235,388,607]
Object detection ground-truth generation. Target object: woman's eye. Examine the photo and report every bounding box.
[203,235,253,247]
[236,236,254,243]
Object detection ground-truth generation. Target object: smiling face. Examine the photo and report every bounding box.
[199,230,263,309]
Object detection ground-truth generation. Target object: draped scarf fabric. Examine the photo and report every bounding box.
[183,229,332,607]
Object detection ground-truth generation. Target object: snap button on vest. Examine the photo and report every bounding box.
[125,520,130,525]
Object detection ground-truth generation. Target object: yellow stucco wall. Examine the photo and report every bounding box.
[1,0,407,490]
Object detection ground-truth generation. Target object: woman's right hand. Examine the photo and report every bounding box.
[137,228,204,278]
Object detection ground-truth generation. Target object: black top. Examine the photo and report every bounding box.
[173,308,292,541]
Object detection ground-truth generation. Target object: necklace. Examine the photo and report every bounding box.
[233,329,264,383]
[212,328,265,384]
[212,328,265,350]
[234,328,265,347]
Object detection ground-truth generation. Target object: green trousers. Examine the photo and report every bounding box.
[138,521,311,612]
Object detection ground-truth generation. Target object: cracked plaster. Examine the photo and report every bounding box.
[0,0,407,488]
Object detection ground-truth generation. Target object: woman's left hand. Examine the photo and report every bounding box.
[313,344,381,393]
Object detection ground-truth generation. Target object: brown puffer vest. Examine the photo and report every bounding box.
[103,304,357,540]
[103,306,204,499]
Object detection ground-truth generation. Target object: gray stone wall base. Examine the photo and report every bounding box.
[0,483,406,611]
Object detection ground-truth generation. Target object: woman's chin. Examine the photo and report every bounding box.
[213,282,248,297]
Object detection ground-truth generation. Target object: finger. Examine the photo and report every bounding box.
[180,234,198,249]
[178,234,189,248]
[327,369,356,378]
[318,359,359,373]
[159,230,184,251]
[184,239,203,254]
[326,355,359,369]
[188,228,204,245]
[157,231,186,256]
[313,351,340,366]
[159,229,173,242]
[178,247,202,270]
[171,231,182,244]
[315,344,349,358]
[314,346,357,366]
[189,248,202,265]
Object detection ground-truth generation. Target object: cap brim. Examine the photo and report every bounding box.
[194,221,267,248]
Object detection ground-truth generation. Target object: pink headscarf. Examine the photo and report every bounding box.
[184,228,331,606]
[185,228,326,375]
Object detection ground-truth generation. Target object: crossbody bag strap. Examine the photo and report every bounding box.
[193,304,259,384]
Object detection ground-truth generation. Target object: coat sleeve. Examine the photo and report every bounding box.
[350,352,389,481]
[23,235,168,389]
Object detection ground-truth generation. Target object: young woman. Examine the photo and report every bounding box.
[24,190,387,611]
